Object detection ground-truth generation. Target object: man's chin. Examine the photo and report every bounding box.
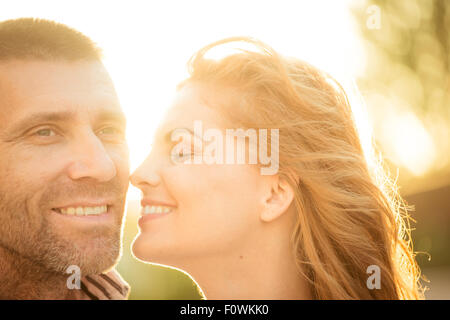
[30,211,123,275]
[73,238,121,275]
[34,230,121,276]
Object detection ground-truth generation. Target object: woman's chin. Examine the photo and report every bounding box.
[131,233,176,266]
[131,235,156,262]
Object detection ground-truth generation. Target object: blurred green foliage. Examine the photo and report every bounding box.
[352,0,450,191]
[352,0,450,115]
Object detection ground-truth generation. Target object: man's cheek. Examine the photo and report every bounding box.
[110,150,130,182]
[9,148,60,177]
[109,144,129,164]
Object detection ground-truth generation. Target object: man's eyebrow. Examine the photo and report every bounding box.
[6,109,127,136]
[96,110,127,127]
[7,111,77,134]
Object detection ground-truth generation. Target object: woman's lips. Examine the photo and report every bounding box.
[138,204,174,227]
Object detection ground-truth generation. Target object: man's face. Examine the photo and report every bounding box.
[0,60,129,275]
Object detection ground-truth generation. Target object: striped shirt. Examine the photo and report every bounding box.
[72,269,130,300]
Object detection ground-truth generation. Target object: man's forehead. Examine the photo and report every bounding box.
[0,59,121,122]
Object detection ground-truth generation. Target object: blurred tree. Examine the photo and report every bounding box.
[352,0,449,115]
[351,0,450,194]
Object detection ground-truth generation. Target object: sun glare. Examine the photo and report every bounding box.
[389,112,437,176]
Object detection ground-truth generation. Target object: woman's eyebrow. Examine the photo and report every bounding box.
[163,127,206,144]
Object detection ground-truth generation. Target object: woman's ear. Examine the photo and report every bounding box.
[260,175,295,222]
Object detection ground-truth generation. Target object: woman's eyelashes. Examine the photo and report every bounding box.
[169,140,198,164]
[172,148,194,163]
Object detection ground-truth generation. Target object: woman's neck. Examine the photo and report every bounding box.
[180,225,312,300]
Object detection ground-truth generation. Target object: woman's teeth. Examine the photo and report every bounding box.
[142,205,172,215]
[56,205,108,216]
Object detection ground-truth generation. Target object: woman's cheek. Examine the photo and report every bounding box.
[165,163,260,222]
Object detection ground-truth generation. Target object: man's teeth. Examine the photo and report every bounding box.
[58,205,108,216]
[142,205,172,215]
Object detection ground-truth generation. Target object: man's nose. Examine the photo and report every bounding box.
[66,133,117,182]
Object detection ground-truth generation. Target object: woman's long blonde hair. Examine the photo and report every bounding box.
[179,37,423,299]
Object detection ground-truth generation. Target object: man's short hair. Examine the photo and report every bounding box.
[0,17,102,61]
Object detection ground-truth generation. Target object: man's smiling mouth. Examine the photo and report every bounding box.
[52,205,109,216]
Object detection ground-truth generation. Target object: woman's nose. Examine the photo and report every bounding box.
[130,155,161,190]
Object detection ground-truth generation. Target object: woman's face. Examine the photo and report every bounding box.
[130,83,272,266]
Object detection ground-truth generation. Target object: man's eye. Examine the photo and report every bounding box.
[98,126,125,143]
[99,127,119,135]
[35,128,56,137]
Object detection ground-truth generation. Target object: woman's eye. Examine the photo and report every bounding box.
[171,148,193,164]
[178,150,194,158]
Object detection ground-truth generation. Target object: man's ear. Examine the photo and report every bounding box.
[260,175,295,222]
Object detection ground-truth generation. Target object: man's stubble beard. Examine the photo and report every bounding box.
[32,214,123,275]
[0,177,127,279]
